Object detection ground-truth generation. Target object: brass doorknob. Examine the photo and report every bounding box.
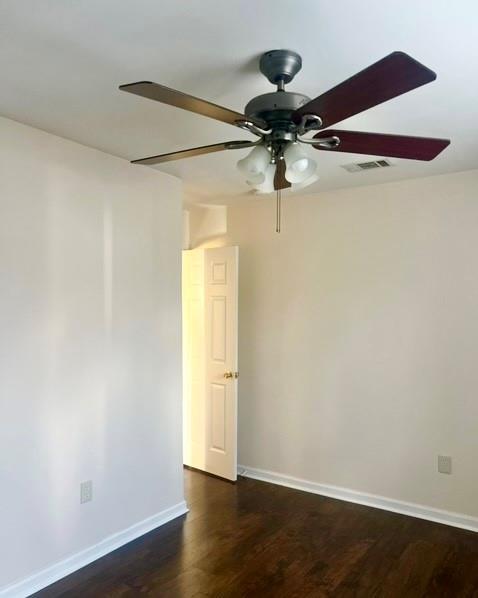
[224,371,239,379]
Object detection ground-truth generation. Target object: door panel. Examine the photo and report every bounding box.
[204,246,238,480]
[211,383,226,452]
[211,297,226,362]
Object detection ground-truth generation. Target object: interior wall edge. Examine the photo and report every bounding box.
[0,502,188,598]
[239,466,478,534]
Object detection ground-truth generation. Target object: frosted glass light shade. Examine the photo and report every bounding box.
[284,143,317,184]
[254,163,276,194]
[237,145,270,178]
[246,172,266,186]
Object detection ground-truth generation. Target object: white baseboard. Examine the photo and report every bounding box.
[239,465,478,533]
[0,501,188,598]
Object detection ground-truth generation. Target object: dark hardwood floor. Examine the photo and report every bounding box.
[35,468,478,597]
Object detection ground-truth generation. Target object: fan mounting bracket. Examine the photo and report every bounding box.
[260,50,302,86]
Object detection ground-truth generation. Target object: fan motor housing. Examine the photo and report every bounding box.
[245,91,310,130]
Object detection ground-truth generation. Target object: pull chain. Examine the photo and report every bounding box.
[276,188,282,233]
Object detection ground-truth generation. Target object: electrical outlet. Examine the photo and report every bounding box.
[80,480,93,503]
[438,455,452,475]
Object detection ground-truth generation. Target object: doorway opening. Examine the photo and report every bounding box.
[182,246,239,481]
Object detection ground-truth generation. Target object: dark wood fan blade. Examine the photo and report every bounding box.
[293,52,437,128]
[274,159,291,190]
[132,140,256,165]
[312,130,450,161]
[119,81,262,127]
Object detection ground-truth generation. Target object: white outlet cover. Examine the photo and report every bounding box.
[438,455,452,475]
[80,480,93,503]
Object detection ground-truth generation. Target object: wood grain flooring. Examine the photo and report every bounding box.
[34,468,478,597]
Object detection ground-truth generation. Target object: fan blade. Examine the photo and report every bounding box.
[312,130,450,161]
[274,159,291,190]
[119,81,263,127]
[293,52,436,128]
[131,140,256,165]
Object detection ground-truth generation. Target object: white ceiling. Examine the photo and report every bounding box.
[1,0,477,204]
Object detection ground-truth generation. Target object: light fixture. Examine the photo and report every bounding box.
[235,140,321,233]
[284,143,317,184]
[237,145,270,185]
[237,141,320,195]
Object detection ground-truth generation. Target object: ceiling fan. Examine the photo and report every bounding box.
[119,50,450,197]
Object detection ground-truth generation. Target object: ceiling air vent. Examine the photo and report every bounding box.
[341,159,394,173]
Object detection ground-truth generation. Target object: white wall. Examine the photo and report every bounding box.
[187,204,227,249]
[0,117,184,593]
[223,170,478,519]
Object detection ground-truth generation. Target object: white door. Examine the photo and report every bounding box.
[183,246,239,481]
